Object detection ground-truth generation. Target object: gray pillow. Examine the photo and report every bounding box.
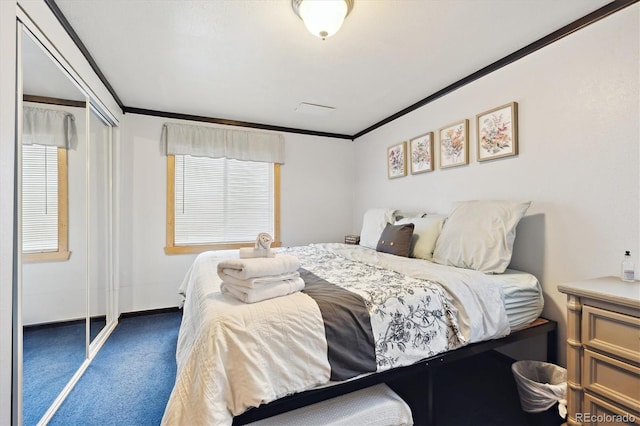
[376,223,415,257]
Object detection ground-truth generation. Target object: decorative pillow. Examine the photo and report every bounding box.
[432,200,531,273]
[359,208,396,249]
[396,215,447,260]
[394,211,426,221]
[376,223,415,257]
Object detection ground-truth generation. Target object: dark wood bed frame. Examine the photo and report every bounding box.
[233,317,557,425]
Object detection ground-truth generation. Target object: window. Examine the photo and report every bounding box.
[165,154,280,254]
[22,144,70,262]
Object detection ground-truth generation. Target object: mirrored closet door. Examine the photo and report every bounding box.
[88,106,113,350]
[17,22,117,426]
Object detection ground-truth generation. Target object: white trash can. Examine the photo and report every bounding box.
[512,360,567,426]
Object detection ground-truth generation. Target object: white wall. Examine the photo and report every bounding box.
[352,6,640,366]
[117,113,355,313]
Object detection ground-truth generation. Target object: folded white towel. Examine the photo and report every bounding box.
[219,271,300,289]
[221,277,305,303]
[217,255,300,280]
[239,247,276,259]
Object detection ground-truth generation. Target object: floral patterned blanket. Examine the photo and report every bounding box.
[290,245,464,374]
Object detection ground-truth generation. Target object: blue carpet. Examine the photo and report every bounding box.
[48,311,182,426]
[31,309,541,425]
[23,321,86,426]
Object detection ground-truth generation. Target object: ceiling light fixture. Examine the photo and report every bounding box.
[292,0,354,40]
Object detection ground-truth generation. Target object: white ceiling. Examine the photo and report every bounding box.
[54,0,611,136]
[23,30,87,102]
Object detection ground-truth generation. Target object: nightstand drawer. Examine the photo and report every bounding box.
[584,349,640,412]
[583,392,639,425]
[582,305,640,363]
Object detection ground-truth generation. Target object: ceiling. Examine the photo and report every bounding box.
[52,0,613,137]
[23,30,87,103]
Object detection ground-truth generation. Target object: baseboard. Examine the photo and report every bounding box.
[24,315,107,331]
[119,306,182,319]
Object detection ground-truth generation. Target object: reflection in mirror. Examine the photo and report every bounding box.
[89,107,112,345]
[21,30,87,425]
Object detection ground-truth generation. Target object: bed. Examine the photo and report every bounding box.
[161,242,544,426]
[161,201,556,425]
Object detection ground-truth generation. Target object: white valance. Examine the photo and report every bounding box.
[161,123,285,164]
[23,106,77,149]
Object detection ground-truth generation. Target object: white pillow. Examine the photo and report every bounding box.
[395,215,446,260]
[394,210,426,221]
[359,208,396,249]
[432,200,531,273]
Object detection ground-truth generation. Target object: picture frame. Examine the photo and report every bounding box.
[476,102,518,161]
[438,119,468,169]
[387,141,407,179]
[409,132,434,174]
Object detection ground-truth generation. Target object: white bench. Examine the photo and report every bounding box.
[248,383,413,426]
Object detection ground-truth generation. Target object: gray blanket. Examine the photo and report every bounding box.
[300,268,376,380]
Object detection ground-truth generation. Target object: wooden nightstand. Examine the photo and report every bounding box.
[558,277,640,426]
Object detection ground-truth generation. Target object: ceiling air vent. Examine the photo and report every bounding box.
[295,102,336,116]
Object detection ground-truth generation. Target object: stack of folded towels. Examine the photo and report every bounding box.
[217,254,303,304]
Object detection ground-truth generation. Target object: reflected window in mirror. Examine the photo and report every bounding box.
[22,105,76,263]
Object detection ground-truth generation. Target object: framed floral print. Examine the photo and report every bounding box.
[476,102,518,161]
[439,119,468,169]
[387,141,407,179]
[409,132,434,174]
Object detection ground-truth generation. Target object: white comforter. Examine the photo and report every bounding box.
[161,244,510,426]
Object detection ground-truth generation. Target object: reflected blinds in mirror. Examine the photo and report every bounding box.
[21,144,59,252]
[21,106,76,257]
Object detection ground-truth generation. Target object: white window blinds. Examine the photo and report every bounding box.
[22,144,59,252]
[174,155,274,245]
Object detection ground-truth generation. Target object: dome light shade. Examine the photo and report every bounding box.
[292,0,354,40]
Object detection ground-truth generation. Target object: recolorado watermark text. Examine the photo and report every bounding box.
[575,412,636,424]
